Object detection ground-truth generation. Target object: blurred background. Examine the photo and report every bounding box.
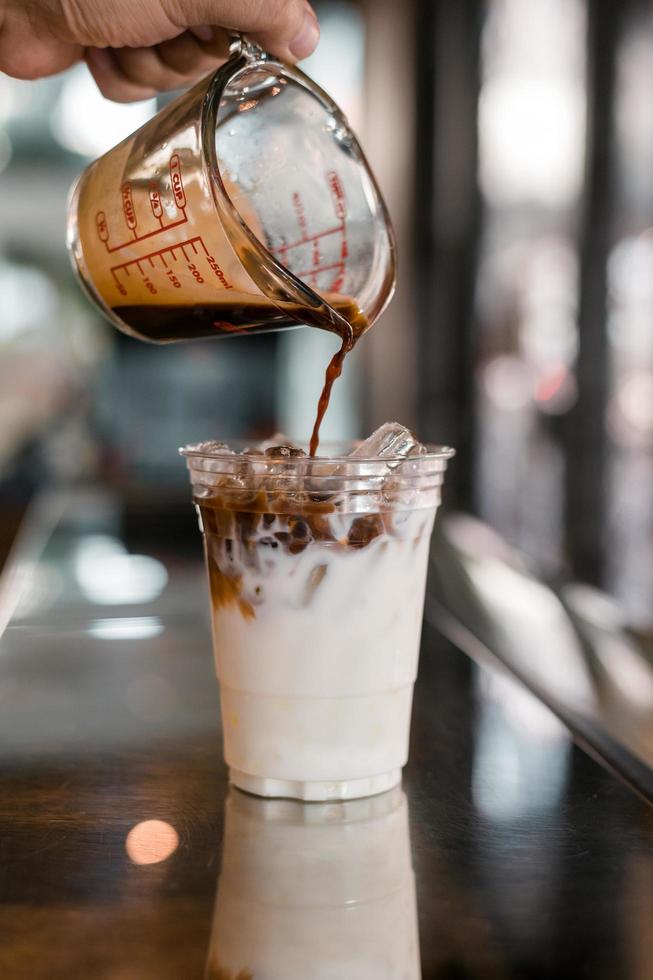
[1,0,652,633]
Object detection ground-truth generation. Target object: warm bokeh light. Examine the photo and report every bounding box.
[125,819,179,865]
[534,362,578,415]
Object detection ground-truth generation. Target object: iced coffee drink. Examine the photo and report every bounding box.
[182,422,453,801]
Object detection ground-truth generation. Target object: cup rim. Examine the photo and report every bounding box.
[179,439,455,465]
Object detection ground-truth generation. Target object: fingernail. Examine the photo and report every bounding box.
[190,25,214,43]
[290,11,319,59]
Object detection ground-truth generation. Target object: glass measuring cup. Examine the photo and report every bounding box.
[67,35,396,345]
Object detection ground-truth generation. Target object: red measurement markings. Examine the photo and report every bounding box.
[273,174,348,290]
[326,171,347,291]
[195,238,233,289]
[101,214,188,253]
[278,229,347,291]
[330,231,349,293]
[295,260,347,279]
[310,235,321,286]
[274,224,345,253]
[97,153,189,253]
[327,171,346,221]
[96,211,109,242]
[170,154,186,209]
[207,257,232,288]
[121,182,137,236]
[149,183,163,224]
[292,192,308,242]
[110,235,233,295]
[278,227,347,290]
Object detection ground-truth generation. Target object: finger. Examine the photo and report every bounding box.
[0,3,82,79]
[165,0,320,62]
[156,28,231,76]
[85,47,157,103]
[251,2,320,61]
[112,44,191,90]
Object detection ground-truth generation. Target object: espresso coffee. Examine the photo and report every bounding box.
[112,294,367,343]
[309,336,350,457]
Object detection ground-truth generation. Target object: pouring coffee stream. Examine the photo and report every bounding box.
[308,298,367,456]
[110,290,364,455]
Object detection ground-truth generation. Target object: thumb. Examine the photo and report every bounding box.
[168,0,320,62]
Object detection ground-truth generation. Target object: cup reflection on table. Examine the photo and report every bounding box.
[206,786,420,979]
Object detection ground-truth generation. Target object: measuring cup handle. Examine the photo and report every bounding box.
[227,33,267,62]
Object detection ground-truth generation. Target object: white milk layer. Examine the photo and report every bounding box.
[205,507,436,799]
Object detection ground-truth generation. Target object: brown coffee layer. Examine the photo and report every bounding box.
[112,295,367,343]
[114,302,295,341]
[200,499,392,621]
[198,494,389,554]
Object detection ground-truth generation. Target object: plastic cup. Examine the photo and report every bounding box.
[181,440,453,801]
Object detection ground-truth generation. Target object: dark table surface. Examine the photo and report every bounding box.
[1,489,652,980]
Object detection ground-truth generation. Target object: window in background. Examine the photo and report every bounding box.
[607,6,653,629]
[475,0,586,574]
[0,73,110,486]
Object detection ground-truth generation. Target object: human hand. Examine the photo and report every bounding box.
[0,0,320,101]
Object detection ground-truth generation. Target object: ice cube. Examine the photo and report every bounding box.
[260,444,307,499]
[304,457,342,501]
[256,433,303,453]
[183,440,235,455]
[349,422,425,460]
[181,440,237,477]
[264,445,307,458]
